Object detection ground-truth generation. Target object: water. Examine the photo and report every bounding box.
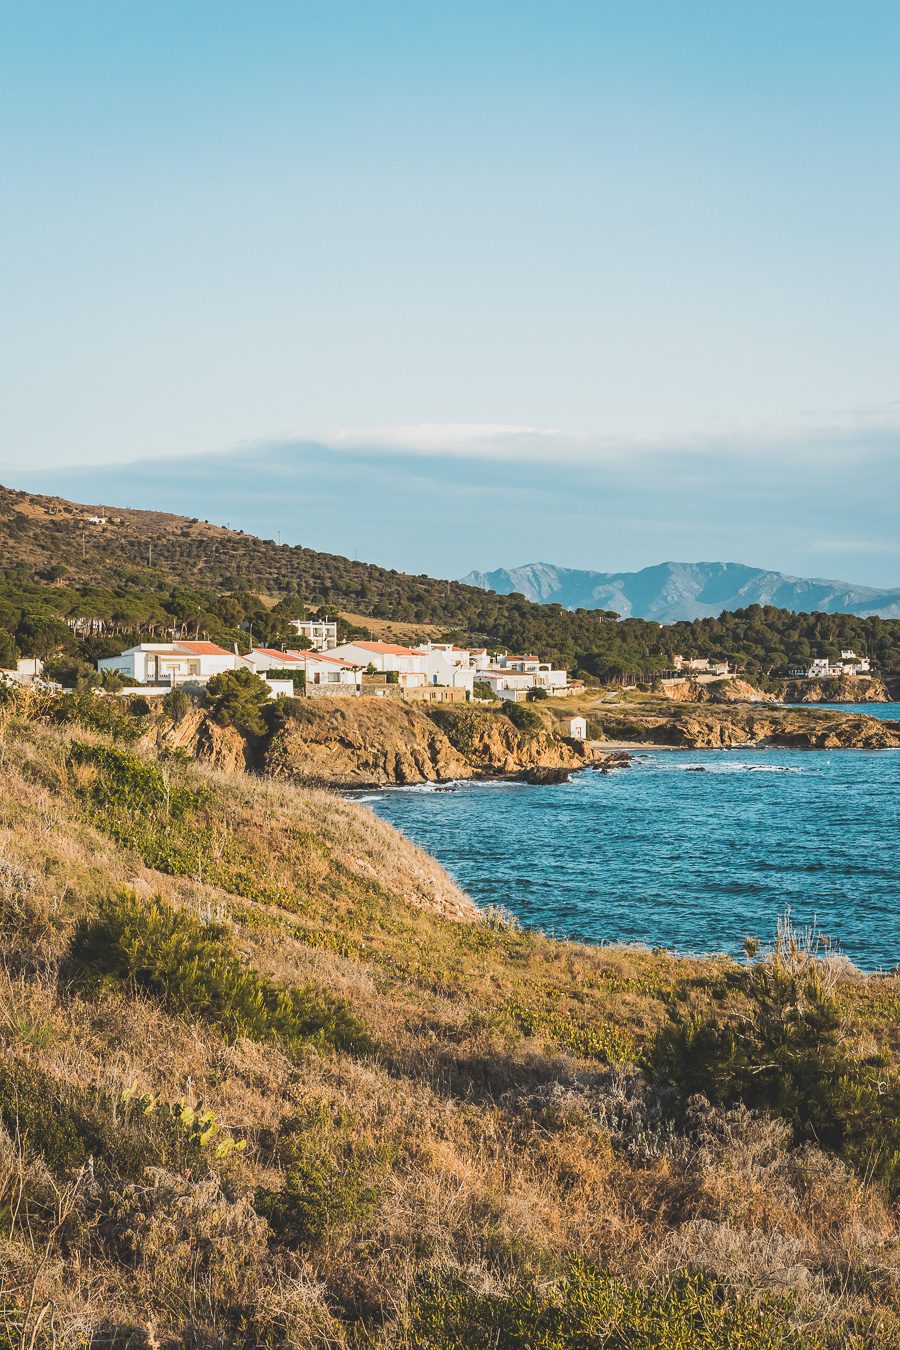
[784,701,900,721]
[363,746,900,970]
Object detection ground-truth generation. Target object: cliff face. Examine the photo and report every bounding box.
[145,699,589,789]
[590,700,900,750]
[263,700,587,788]
[773,675,892,703]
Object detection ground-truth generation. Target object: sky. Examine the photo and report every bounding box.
[1,1,898,584]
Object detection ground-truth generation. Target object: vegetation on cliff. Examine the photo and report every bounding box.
[0,687,897,1346]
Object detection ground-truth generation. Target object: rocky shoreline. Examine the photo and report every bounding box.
[139,693,900,790]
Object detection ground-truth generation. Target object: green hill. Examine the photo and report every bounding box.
[1,484,899,685]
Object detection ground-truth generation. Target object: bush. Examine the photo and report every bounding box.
[203,667,269,737]
[650,934,900,1196]
[406,1260,809,1348]
[473,680,498,701]
[256,1103,386,1248]
[526,686,548,701]
[52,691,143,741]
[162,686,192,721]
[67,891,371,1057]
[503,702,542,733]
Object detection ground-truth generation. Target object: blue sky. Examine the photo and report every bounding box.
[1,2,898,583]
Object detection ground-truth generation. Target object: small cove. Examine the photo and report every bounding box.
[364,743,900,970]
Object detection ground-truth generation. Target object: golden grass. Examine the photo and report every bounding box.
[0,709,896,1346]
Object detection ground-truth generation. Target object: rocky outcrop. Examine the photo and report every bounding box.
[262,700,590,789]
[773,675,892,703]
[590,700,900,750]
[142,706,251,773]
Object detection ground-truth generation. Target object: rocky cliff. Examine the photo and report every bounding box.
[773,675,892,703]
[588,699,900,750]
[144,698,593,788]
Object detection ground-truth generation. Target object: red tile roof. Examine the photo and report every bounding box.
[252,647,306,664]
[175,641,233,656]
[351,641,417,656]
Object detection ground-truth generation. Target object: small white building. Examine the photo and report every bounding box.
[299,653,363,690]
[290,619,338,651]
[565,715,587,740]
[330,641,428,688]
[0,657,46,687]
[98,642,239,686]
[414,642,476,694]
[243,647,362,691]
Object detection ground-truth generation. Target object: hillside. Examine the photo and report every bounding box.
[2,483,900,683]
[0,685,898,1346]
[461,560,900,621]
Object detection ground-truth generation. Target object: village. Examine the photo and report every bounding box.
[0,612,878,706]
[84,619,583,704]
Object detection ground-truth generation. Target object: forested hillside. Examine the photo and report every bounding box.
[2,484,899,683]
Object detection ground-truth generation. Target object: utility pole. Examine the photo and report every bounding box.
[148,542,153,567]
[81,530,86,561]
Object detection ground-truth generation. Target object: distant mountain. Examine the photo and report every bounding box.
[459,561,900,622]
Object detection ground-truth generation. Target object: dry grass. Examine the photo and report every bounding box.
[0,704,896,1347]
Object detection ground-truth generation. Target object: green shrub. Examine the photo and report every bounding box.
[51,691,143,742]
[162,686,192,720]
[526,686,548,701]
[406,1261,811,1348]
[67,891,371,1057]
[256,1103,386,1248]
[473,680,498,701]
[504,997,635,1064]
[203,666,269,736]
[503,702,542,733]
[651,948,900,1196]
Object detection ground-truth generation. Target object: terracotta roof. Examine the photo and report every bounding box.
[350,641,418,656]
[251,647,306,665]
[305,654,362,669]
[174,641,233,656]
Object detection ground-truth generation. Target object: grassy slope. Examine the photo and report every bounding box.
[0,695,897,1346]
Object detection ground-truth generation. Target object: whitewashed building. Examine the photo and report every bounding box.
[329,641,428,688]
[290,619,338,651]
[414,642,476,694]
[98,642,239,686]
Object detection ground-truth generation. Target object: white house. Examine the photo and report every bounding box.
[414,642,476,694]
[329,641,428,687]
[565,715,587,739]
[0,657,46,687]
[243,647,362,691]
[298,653,363,690]
[797,651,872,678]
[290,619,338,651]
[98,642,239,686]
[242,647,308,677]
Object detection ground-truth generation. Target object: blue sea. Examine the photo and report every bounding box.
[363,717,900,970]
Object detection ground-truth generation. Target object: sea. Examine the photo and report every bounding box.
[362,705,900,971]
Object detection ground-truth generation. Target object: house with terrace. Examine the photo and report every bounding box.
[98,641,239,688]
[329,641,428,688]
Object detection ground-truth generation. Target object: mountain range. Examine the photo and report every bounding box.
[459,561,900,622]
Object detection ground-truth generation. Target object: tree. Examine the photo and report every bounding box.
[203,667,269,737]
[0,628,18,669]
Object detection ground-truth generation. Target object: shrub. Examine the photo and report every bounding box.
[162,686,192,720]
[473,680,498,701]
[203,666,269,737]
[67,891,371,1057]
[51,690,143,742]
[406,1260,810,1348]
[526,686,548,701]
[503,702,542,733]
[650,935,900,1196]
[256,1103,386,1248]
